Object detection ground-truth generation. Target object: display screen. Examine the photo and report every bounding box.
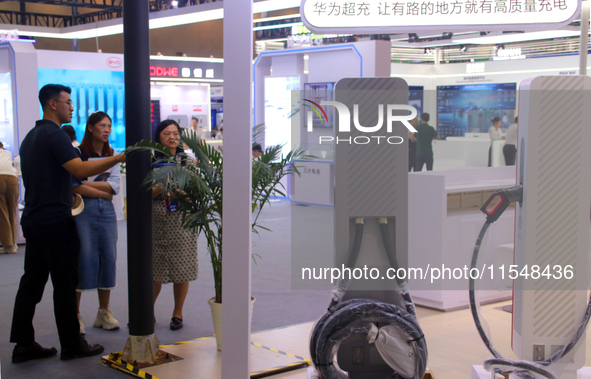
[436,83,516,139]
[264,76,300,159]
[0,72,14,155]
[38,68,126,151]
[409,85,424,119]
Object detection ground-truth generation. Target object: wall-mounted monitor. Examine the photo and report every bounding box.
[409,85,424,118]
[436,83,516,139]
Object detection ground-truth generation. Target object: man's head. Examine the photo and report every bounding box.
[420,113,430,123]
[0,141,4,149]
[191,117,199,130]
[39,84,73,125]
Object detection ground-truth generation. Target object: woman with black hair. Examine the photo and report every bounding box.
[488,116,505,167]
[72,111,120,334]
[152,120,198,331]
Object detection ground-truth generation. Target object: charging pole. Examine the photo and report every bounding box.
[122,0,159,363]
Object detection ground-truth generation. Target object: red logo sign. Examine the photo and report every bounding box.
[106,57,123,68]
[150,66,179,77]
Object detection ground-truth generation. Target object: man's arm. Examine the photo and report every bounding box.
[62,154,125,179]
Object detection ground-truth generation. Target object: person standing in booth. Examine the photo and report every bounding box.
[503,116,518,166]
[408,116,418,172]
[72,111,121,334]
[414,113,439,171]
[0,141,19,254]
[488,116,505,167]
[10,84,124,364]
[152,120,198,331]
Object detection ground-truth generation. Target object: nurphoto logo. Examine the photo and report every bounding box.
[304,99,417,145]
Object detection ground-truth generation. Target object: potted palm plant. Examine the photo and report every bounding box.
[127,128,304,350]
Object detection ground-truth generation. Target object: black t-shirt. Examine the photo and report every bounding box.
[20,120,80,227]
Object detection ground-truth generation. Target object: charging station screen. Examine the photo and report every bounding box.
[264,76,300,159]
[436,83,516,140]
[38,68,126,151]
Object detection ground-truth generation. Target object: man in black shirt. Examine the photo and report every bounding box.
[10,84,125,363]
[414,113,440,171]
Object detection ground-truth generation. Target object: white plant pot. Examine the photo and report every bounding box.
[208,296,256,351]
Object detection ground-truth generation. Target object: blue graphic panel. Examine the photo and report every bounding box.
[436,83,516,139]
[38,68,126,151]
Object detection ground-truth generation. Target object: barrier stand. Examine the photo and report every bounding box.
[101,339,311,379]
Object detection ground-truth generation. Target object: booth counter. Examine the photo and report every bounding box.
[433,135,508,170]
[408,166,517,311]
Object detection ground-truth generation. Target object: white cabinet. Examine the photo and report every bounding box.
[408,166,517,311]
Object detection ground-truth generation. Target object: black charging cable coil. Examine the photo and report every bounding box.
[310,217,428,379]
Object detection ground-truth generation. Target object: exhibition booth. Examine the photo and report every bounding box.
[3,30,591,377]
[0,42,216,239]
[251,40,590,316]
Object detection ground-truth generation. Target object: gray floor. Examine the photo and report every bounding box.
[0,201,332,379]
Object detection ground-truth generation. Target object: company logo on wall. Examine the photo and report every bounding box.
[149,59,223,81]
[304,98,417,145]
[106,57,123,68]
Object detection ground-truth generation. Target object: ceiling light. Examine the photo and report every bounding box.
[171,0,179,6]
[253,22,302,32]
[255,13,300,23]
[150,55,224,63]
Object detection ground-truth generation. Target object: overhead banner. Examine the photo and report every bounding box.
[300,0,580,33]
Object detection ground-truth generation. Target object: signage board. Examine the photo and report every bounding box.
[300,0,580,34]
[149,59,223,81]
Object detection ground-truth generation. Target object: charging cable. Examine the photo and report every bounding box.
[470,185,591,379]
[310,217,427,379]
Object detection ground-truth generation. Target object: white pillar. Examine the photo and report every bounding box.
[221,0,253,378]
[580,1,589,75]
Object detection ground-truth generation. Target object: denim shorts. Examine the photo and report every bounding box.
[75,197,118,291]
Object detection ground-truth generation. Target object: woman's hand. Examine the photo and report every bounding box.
[98,190,113,201]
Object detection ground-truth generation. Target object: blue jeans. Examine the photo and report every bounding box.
[75,197,118,291]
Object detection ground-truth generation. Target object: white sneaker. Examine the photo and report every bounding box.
[78,314,86,335]
[3,245,16,254]
[93,308,120,330]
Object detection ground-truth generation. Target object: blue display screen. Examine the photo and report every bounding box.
[409,85,423,118]
[436,83,516,139]
[38,68,126,151]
